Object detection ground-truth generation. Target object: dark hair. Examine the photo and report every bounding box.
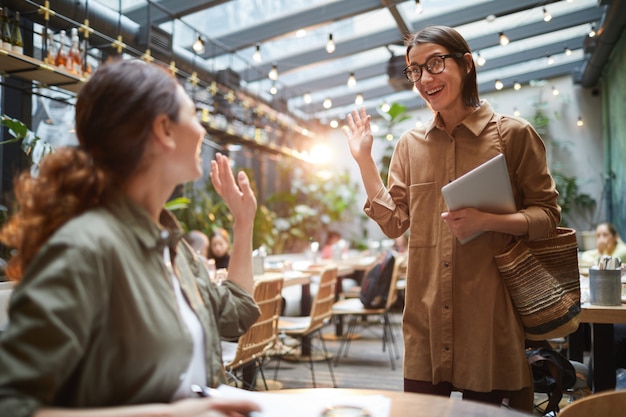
[405,26,479,107]
[597,222,619,237]
[0,60,182,280]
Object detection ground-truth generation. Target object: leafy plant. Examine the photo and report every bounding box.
[375,103,411,185]
[0,114,52,166]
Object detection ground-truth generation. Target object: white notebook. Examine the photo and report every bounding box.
[441,153,516,244]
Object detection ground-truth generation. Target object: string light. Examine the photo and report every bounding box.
[414,0,423,14]
[253,44,262,63]
[347,72,356,88]
[565,46,572,56]
[499,32,509,46]
[513,107,521,117]
[476,52,486,66]
[513,81,521,90]
[269,82,277,95]
[192,34,205,54]
[326,33,335,54]
[381,101,390,112]
[323,97,332,109]
[296,29,306,38]
[547,55,554,65]
[543,8,552,22]
[552,86,559,96]
[577,116,584,127]
[303,91,312,104]
[330,120,339,128]
[268,64,278,80]
[589,25,596,38]
[355,93,364,106]
[494,79,503,90]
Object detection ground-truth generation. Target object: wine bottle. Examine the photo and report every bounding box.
[1,8,11,50]
[54,30,68,69]
[11,11,23,54]
[68,28,82,75]
[45,31,57,65]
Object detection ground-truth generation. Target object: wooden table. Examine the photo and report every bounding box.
[255,271,312,315]
[267,388,530,417]
[569,303,626,392]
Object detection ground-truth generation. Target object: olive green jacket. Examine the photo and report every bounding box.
[0,195,259,417]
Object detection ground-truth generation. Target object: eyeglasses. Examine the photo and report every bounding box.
[402,53,464,83]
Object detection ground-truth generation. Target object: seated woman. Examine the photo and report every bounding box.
[209,227,232,269]
[0,60,260,417]
[580,221,626,265]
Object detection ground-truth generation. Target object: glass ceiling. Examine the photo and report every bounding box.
[88,0,601,122]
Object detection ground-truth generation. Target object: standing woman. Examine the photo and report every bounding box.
[0,60,260,417]
[342,26,560,407]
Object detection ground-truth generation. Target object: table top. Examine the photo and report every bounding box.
[274,388,530,417]
[254,271,312,287]
[579,302,626,324]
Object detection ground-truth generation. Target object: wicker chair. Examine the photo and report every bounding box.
[273,266,338,388]
[221,275,284,390]
[558,389,626,417]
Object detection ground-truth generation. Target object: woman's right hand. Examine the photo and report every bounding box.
[342,108,374,163]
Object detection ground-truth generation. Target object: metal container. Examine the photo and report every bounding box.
[589,268,622,306]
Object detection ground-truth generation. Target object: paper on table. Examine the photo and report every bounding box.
[215,385,391,417]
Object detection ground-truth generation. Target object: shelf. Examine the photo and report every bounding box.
[0,47,85,93]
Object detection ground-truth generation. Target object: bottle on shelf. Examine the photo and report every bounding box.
[1,8,12,50]
[45,30,57,65]
[68,28,82,75]
[54,29,69,70]
[80,38,92,77]
[11,11,23,54]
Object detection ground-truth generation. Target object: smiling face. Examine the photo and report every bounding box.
[408,42,472,118]
[596,223,618,255]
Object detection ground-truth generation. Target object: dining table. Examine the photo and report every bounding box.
[211,386,532,417]
[568,303,626,392]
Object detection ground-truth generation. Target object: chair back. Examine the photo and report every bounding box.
[558,389,626,417]
[384,253,406,311]
[306,267,338,335]
[223,276,284,370]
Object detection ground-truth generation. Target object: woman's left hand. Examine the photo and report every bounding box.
[210,153,257,223]
[441,208,486,241]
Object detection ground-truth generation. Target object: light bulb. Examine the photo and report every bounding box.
[494,79,503,90]
[414,0,422,14]
[355,93,364,106]
[270,82,277,95]
[347,72,356,88]
[547,55,554,65]
[543,8,552,22]
[552,86,559,96]
[253,44,262,63]
[323,97,332,109]
[577,116,584,127]
[192,35,205,54]
[476,52,486,66]
[513,108,521,117]
[565,47,572,56]
[303,92,312,104]
[513,81,521,90]
[499,32,509,46]
[589,25,596,38]
[268,64,278,80]
[381,101,390,112]
[326,33,335,54]
[330,120,339,129]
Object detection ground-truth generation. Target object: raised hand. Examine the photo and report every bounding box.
[342,107,374,163]
[209,153,257,224]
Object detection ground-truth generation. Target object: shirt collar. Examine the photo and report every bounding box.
[105,194,183,252]
[424,100,494,139]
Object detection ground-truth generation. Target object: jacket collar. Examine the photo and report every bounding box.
[424,100,494,139]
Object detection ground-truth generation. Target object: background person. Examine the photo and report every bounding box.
[209,227,232,270]
[0,59,260,417]
[580,221,626,265]
[342,26,560,409]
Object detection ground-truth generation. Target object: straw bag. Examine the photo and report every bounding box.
[495,227,581,341]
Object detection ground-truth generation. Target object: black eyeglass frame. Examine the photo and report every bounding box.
[402,52,465,83]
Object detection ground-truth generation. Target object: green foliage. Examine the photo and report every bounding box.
[265,164,358,254]
[375,103,411,185]
[0,114,52,163]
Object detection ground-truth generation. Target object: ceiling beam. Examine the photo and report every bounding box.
[238,0,582,83]
[199,0,407,59]
[125,0,233,26]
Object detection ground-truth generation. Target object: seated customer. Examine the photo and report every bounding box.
[321,230,342,260]
[209,227,232,269]
[580,221,626,265]
[185,229,210,258]
[0,60,260,417]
